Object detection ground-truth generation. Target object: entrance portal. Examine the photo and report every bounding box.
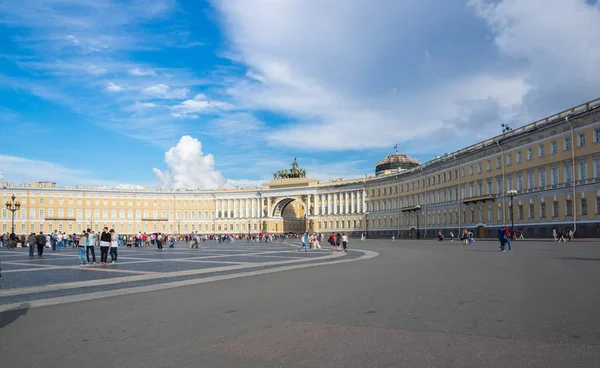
[410,228,417,239]
[273,198,306,233]
[477,225,486,238]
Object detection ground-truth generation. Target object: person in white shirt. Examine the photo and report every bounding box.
[56,231,64,251]
[341,233,349,253]
[109,229,119,264]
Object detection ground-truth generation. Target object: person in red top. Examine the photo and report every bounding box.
[329,233,335,251]
[503,226,512,251]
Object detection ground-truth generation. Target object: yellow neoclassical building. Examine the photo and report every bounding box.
[2,98,600,238]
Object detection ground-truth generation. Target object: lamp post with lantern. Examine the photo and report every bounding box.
[507,189,518,236]
[5,194,21,236]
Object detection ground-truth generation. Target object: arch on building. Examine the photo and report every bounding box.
[475,222,486,238]
[409,225,417,239]
[272,197,307,217]
[272,197,307,233]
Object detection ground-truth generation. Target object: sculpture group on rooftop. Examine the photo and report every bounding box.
[273,158,306,180]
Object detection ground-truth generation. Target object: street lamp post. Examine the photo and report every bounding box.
[416,210,420,239]
[364,212,369,239]
[5,194,21,235]
[507,189,518,236]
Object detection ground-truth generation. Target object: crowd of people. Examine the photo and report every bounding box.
[0,229,346,266]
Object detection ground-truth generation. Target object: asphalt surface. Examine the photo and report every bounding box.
[1,239,599,367]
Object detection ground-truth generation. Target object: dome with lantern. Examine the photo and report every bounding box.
[375,149,420,176]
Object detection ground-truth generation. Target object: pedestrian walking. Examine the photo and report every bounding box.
[449,231,454,241]
[313,234,321,250]
[497,227,505,251]
[99,227,111,265]
[341,233,348,253]
[503,226,512,252]
[335,232,342,251]
[552,228,557,242]
[78,232,88,265]
[109,229,118,263]
[558,229,566,242]
[298,233,308,252]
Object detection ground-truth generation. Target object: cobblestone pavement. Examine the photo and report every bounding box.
[0,242,375,311]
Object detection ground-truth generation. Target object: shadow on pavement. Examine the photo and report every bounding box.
[0,303,30,329]
[554,257,600,261]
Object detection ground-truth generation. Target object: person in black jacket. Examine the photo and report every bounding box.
[99,227,111,265]
[35,232,46,257]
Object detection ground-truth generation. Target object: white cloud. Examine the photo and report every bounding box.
[106,82,123,92]
[170,93,232,119]
[469,0,600,115]
[153,136,227,189]
[128,67,156,76]
[214,0,600,152]
[0,170,4,181]
[125,101,158,111]
[143,84,188,99]
[0,155,117,186]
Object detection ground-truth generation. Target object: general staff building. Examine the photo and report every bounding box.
[2,98,600,238]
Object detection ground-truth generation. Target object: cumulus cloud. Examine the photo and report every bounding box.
[153,136,227,189]
[128,67,156,76]
[143,84,188,99]
[106,82,123,92]
[170,93,232,119]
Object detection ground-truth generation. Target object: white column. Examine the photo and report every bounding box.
[321,195,325,215]
[362,189,366,213]
[345,192,349,214]
[333,194,338,214]
[267,197,271,218]
[327,194,332,214]
[351,191,356,213]
[226,199,230,218]
[245,199,249,218]
[217,199,221,218]
[314,194,318,216]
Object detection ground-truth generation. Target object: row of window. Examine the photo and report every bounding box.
[0,222,261,234]
[367,129,600,196]
[365,158,599,210]
[366,197,600,228]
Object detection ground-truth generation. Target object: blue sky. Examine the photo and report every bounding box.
[0,0,599,188]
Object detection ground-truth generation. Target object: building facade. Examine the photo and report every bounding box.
[2,98,600,238]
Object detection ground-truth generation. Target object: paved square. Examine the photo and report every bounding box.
[0,241,366,309]
[1,238,599,367]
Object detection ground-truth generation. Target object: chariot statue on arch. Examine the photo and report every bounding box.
[273,158,307,179]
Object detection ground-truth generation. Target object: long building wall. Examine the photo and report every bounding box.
[2,99,600,238]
